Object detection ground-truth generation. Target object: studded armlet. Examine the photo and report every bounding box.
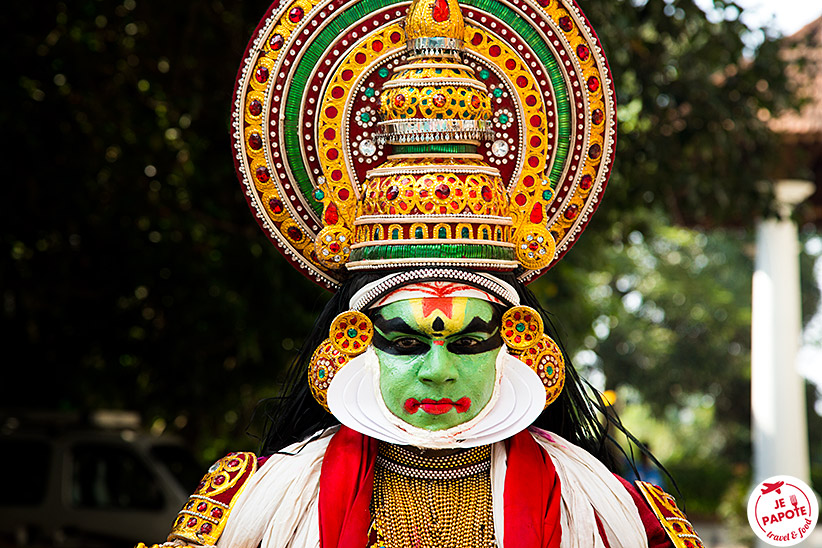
[164,452,259,546]
[635,481,704,548]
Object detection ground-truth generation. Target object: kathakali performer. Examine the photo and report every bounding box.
[138,0,704,545]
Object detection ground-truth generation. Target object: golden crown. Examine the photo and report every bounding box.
[232,0,616,289]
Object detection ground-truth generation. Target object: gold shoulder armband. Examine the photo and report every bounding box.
[135,451,259,548]
[635,480,705,548]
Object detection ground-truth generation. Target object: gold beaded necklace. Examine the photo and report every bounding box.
[370,443,496,548]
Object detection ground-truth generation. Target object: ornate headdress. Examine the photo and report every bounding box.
[232,0,615,445]
[232,0,615,289]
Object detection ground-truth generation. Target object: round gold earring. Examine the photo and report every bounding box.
[512,334,565,408]
[307,339,350,413]
[329,310,373,355]
[501,305,543,351]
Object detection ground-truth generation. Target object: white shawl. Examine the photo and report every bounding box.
[216,428,648,548]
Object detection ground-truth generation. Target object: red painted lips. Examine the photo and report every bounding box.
[404,397,472,415]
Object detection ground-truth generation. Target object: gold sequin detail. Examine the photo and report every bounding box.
[370,444,495,548]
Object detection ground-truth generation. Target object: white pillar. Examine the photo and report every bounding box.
[751,179,815,488]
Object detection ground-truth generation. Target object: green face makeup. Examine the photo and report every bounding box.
[371,296,502,431]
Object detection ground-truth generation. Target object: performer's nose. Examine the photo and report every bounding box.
[417,345,457,384]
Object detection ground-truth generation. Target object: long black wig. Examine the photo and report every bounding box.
[257,268,665,480]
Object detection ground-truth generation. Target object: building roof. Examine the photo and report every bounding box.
[769,16,822,142]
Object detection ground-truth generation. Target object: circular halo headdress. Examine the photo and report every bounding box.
[231,0,616,290]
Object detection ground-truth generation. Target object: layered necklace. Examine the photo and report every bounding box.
[370,442,496,548]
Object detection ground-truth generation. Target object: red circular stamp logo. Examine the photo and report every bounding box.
[747,475,818,546]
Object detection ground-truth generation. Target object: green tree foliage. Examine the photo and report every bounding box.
[3,1,328,460]
[2,0,807,465]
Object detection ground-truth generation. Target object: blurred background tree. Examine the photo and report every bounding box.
[3,0,821,527]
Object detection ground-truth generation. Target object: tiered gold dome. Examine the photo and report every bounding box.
[345,0,515,271]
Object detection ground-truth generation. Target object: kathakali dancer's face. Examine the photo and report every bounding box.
[371,296,502,431]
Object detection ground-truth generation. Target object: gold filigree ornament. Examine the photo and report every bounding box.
[315,225,353,269]
[308,339,351,412]
[514,225,557,271]
[501,305,544,351]
[309,310,373,412]
[510,334,566,408]
[329,310,374,355]
[232,0,617,289]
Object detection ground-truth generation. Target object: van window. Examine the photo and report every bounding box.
[0,439,51,506]
[71,443,164,510]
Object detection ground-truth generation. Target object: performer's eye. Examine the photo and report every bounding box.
[450,337,481,349]
[391,337,426,353]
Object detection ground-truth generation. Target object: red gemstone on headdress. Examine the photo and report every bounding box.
[342,70,354,82]
[432,0,450,22]
[187,517,197,527]
[249,132,263,150]
[325,203,339,224]
[530,202,543,224]
[516,76,528,88]
[591,109,604,125]
[586,76,600,92]
[255,166,270,183]
[386,186,399,200]
[255,66,269,83]
[289,6,304,22]
[558,16,573,32]
[471,95,481,109]
[433,93,446,107]
[489,45,501,57]
[529,241,539,250]
[481,186,492,202]
[579,174,593,190]
[525,95,537,107]
[505,59,517,70]
[329,242,340,253]
[338,189,350,200]
[331,86,345,99]
[326,148,338,160]
[269,198,284,214]
[287,226,303,241]
[373,40,385,51]
[514,193,527,206]
[394,94,405,107]
[588,144,602,159]
[355,52,367,64]
[249,99,263,116]
[211,508,223,518]
[435,184,451,199]
[213,475,225,485]
[564,205,579,219]
[200,523,213,534]
[270,34,284,50]
[197,502,208,512]
[576,44,590,61]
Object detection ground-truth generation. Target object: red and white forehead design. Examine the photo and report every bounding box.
[371,281,505,309]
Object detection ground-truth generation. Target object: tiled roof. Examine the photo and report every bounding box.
[769,16,822,141]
